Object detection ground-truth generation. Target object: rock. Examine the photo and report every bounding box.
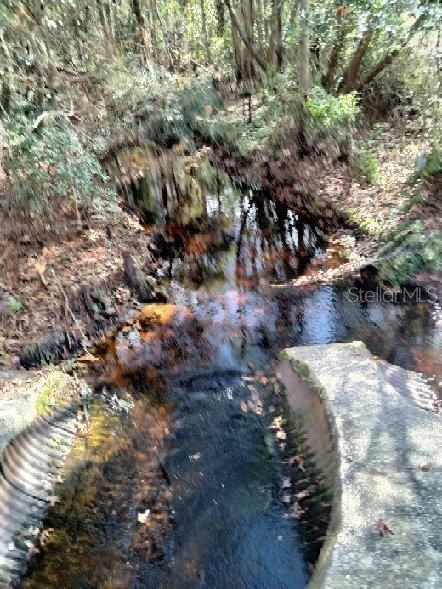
[279,342,441,589]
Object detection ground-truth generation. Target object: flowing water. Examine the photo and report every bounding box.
[22,155,440,588]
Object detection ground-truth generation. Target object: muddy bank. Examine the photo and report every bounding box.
[0,208,156,368]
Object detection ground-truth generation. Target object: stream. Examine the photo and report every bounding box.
[22,155,440,588]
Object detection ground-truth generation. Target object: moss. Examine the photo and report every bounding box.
[35,368,78,414]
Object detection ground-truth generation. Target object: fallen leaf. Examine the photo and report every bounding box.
[240,401,248,413]
[420,462,432,471]
[137,509,151,524]
[375,518,394,537]
[281,477,292,489]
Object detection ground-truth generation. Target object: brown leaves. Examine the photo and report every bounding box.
[284,454,305,471]
[375,518,394,537]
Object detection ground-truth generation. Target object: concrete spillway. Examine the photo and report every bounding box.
[279,342,441,589]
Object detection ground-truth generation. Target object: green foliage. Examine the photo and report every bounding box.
[6,296,22,312]
[104,58,223,147]
[414,149,442,180]
[305,88,359,134]
[4,114,115,216]
[351,144,380,184]
[380,219,442,283]
[423,150,442,177]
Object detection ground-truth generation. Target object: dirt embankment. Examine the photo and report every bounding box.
[0,207,168,371]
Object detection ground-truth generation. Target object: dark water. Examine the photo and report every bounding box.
[138,173,439,586]
[142,372,308,589]
[160,180,440,379]
[24,159,440,587]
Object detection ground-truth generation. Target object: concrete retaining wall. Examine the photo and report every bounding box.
[279,342,441,589]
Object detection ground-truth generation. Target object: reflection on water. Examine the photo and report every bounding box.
[169,282,440,379]
[153,170,439,378]
[166,189,324,289]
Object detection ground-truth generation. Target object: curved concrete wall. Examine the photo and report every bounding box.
[279,342,441,589]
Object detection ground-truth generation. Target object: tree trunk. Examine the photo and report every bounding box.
[298,0,310,95]
[215,0,225,36]
[241,0,255,80]
[131,0,147,54]
[200,0,212,63]
[271,0,283,70]
[339,25,373,93]
[355,13,426,91]
[224,0,267,73]
[321,8,347,92]
[232,21,243,82]
[297,0,310,154]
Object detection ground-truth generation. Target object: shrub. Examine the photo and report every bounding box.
[304,87,359,136]
[351,144,380,185]
[103,59,223,148]
[4,113,115,217]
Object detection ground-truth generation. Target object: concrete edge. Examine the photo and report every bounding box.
[278,348,344,588]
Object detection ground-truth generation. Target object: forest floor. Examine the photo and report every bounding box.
[0,208,154,371]
[294,121,441,288]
